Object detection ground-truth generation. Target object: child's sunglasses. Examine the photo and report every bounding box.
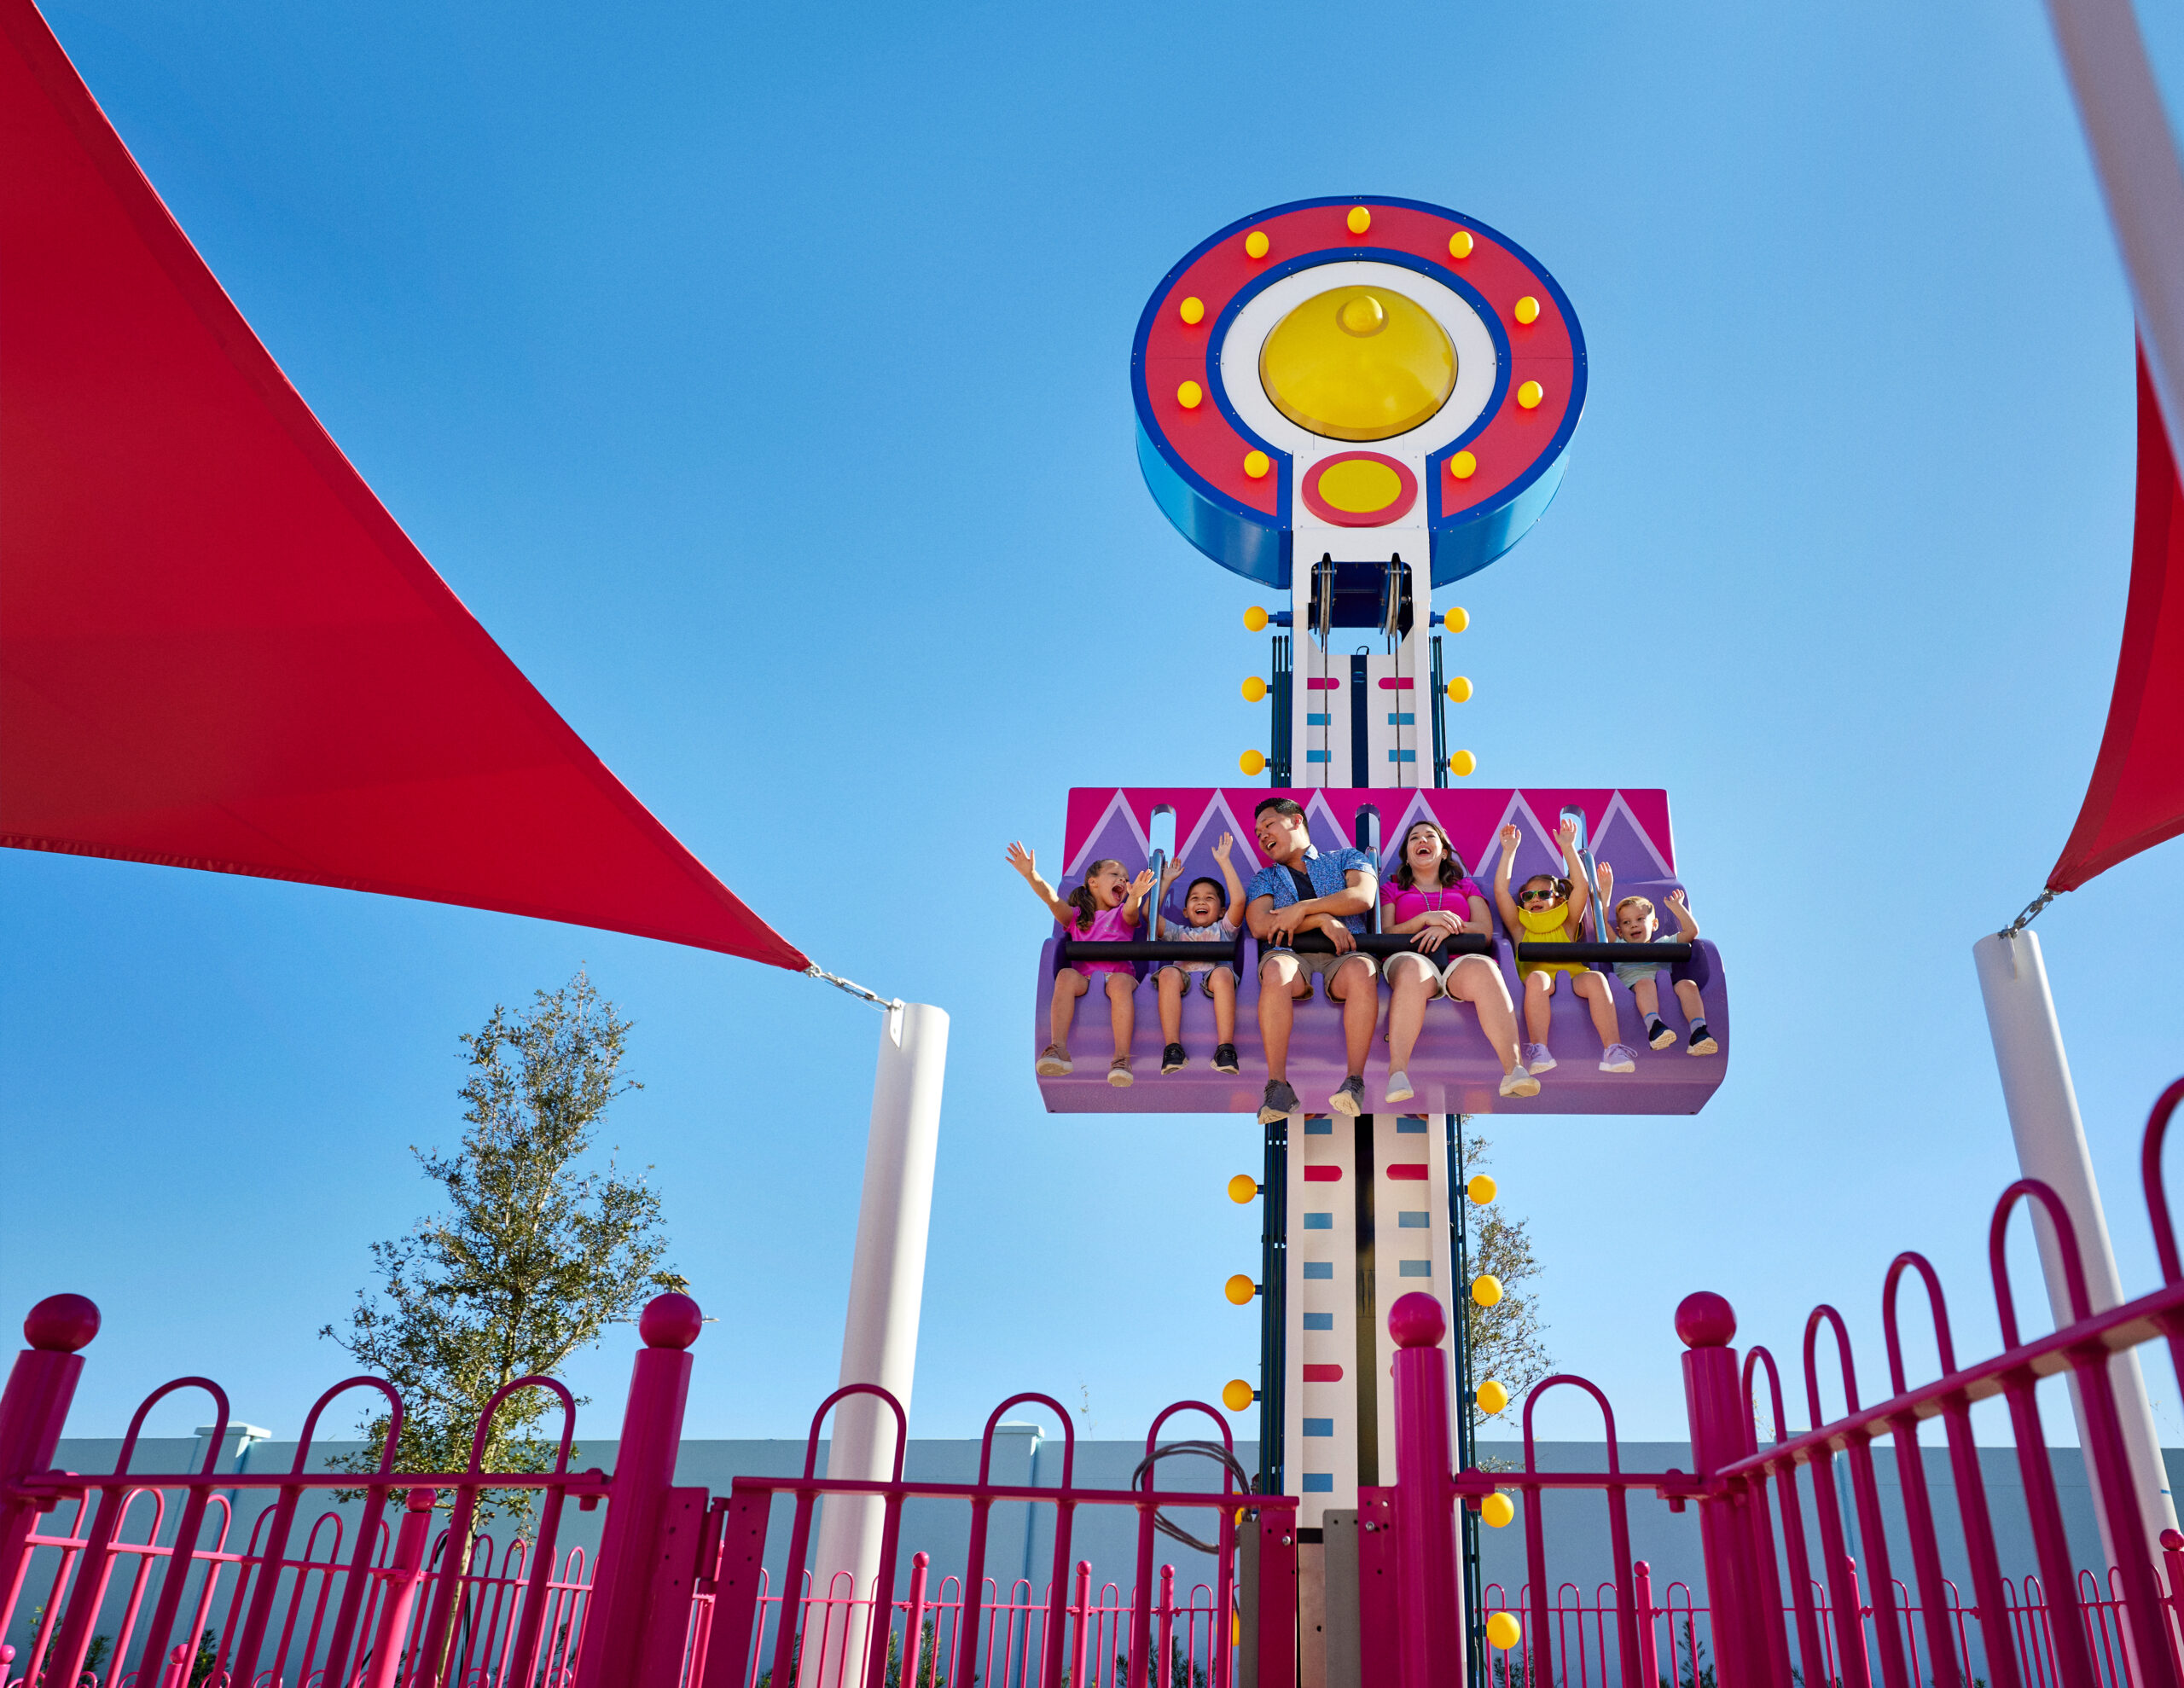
[1519,888,1558,903]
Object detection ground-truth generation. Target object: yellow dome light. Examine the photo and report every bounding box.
[1441,606,1469,633]
[1467,1173,1496,1204]
[1240,750,1267,776]
[1481,1493,1517,1529]
[1241,677,1268,703]
[1224,1273,1258,1306]
[1222,1379,1257,1412]
[1180,296,1205,326]
[1448,450,1477,481]
[1517,380,1544,410]
[1476,1378,1510,1415]
[1243,450,1271,479]
[1446,676,1472,703]
[1260,287,1455,442]
[1513,295,1540,326]
[1244,229,1269,259]
[1177,380,1205,410]
[1449,751,1477,777]
[1227,1173,1260,1204]
[1346,206,1372,235]
[1472,1273,1503,1307]
[1486,1612,1522,1650]
[1449,229,1474,259]
[1244,606,1269,631]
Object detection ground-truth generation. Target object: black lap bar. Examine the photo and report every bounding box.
[1287,931,1491,958]
[1055,937,1249,966]
[1515,942,1693,962]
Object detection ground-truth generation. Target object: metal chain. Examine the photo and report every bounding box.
[2001,887,2061,938]
[804,964,902,1012]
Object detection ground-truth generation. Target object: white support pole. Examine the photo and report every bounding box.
[803,1002,948,1688]
[1973,931,2177,1575]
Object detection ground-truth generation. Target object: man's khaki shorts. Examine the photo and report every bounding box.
[1258,946,1378,1000]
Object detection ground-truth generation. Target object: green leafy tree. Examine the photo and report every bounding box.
[322,968,685,1523]
[1460,1129,1551,1424]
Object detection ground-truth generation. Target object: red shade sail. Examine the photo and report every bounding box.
[0,1,807,971]
[2049,350,2184,893]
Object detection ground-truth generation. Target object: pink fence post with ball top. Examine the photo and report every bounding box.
[1389,1291,1460,1688]
[1677,1291,1773,1688]
[0,1295,96,1622]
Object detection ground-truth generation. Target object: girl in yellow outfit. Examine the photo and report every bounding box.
[1493,819,1636,1076]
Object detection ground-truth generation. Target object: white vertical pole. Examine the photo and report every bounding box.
[1973,931,2177,1575]
[804,1002,949,1688]
[2041,0,2184,455]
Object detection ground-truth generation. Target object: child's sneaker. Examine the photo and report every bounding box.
[1107,1056,1134,1088]
[1329,1076,1367,1117]
[1499,1064,1540,1098]
[1525,1044,1557,1074]
[1385,1070,1414,1105]
[1647,1016,1676,1050]
[1036,1045,1072,1076]
[1258,1078,1299,1123]
[1600,1043,1638,1073]
[1687,1024,1719,1056]
[1161,1043,1188,1075]
[1212,1042,1240,1074]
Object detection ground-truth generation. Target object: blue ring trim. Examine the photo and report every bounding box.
[1130,195,1588,588]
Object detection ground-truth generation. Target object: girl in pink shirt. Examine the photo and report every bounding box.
[1007,842,1154,1088]
[1380,821,1534,1101]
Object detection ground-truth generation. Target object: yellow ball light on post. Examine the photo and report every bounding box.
[1244,606,1269,631]
[1222,1379,1257,1412]
[1244,229,1269,259]
[1449,751,1477,778]
[1476,1378,1510,1416]
[1448,450,1477,481]
[1467,1173,1497,1205]
[1446,676,1472,704]
[1224,1273,1258,1306]
[1517,380,1544,410]
[1179,296,1205,326]
[1481,1493,1517,1529]
[1472,1273,1503,1308]
[1243,450,1271,480]
[1177,380,1205,410]
[1486,1612,1523,1651]
[1242,677,1268,703]
[1449,229,1474,259]
[1513,295,1541,326]
[1227,1173,1260,1204]
[1442,606,1469,633]
[1240,750,1267,776]
[1346,206,1372,235]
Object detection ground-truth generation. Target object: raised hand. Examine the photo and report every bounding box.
[1597,861,1616,896]
[1160,859,1185,888]
[1006,841,1038,881]
[1212,832,1234,863]
[1129,868,1157,898]
[1559,815,1579,846]
[1498,823,1521,852]
[1665,889,1689,913]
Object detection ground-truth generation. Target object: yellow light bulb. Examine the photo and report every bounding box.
[1222,1379,1256,1412]
[1476,1378,1509,1415]
[1448,450,1477,480]
[1467,1173,1497,1205]
[1472,1273,1503,1307]
[1244,606,1269,631]
[1259,286,1455,442]
[1443,606,1469,633]
[1513,295,1540,326]
[1177,380,1205,410]
[1486,1613,1522,1651]
[1448,229,1474,259]
[1227,1173,1259,1204]
[1346,206,1372,235]
[1179,296,1205,326]
[1241,677,1268,703]
[1224,1273,1258,1306]
[1517,380,1544,410]
[1240,750,1267,776]
[1446,676,1472,704]
[1481,1493,1517,1529]
[1243,450,1270,480]
[1244,229,1269,259]
[1449,751,1477,778]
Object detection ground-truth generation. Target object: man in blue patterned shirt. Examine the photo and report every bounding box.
[1245,797,1380,1123]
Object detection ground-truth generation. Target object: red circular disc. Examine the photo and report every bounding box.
[1298,450,1418,527]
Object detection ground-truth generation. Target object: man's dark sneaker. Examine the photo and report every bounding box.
[1258,1078,1299,1124]
[1212,1042,1240,1074]
[1329,1075,1367,1117]
[1161,1042,1188,1075]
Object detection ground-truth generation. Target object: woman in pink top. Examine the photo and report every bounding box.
[1380,821,1535,1102]
[1007,843,1155,1087]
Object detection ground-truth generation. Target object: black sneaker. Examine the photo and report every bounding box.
[1212,1042,1240,1074]
[1161,1042,1188,1075]
[1258,1078,1299,1124]
[1687,1023,1719,1056]
[1328,1075,1366,1117]
[1647,1016,1676,1050]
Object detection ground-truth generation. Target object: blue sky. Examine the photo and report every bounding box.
[7,0,2184,1456]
